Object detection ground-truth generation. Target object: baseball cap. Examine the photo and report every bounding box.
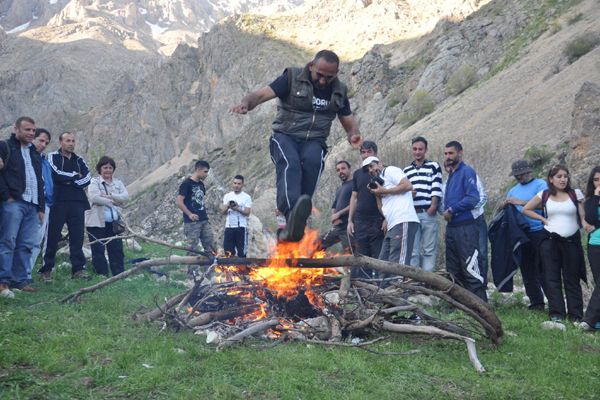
[362,156,380,167]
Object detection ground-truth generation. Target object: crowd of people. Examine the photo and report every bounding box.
[2,48,598,332]
[0,116,129,297]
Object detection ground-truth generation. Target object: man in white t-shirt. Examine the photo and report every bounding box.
[363,156,420,266]
[220,175,252,257]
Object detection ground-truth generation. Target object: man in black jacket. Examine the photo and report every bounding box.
[230,50,362,242]
[0,116,45,297]
[39,132,91,281]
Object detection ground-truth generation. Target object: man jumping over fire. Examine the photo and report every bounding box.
[230,50,362,242]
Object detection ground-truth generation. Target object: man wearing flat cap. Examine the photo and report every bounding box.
[504,159,548,311]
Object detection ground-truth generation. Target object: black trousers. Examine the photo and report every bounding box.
[583,279,600,327]
[588,244,600,285]
[352,215,384,279]
[539,231,584,320]
[40,201,86,274]
[520,229,547,307]
[223,227,247,257]
[269,133,327,217]
[87,225,124,276]
[319,224,352,253]
[446,222,487,302]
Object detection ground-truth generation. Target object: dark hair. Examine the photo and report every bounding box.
[360,140,378,153]
[585,166,600,198]
[412,136,428,148]
[336,160,351,169]
[313,50,340,67]
[234,174,244,182]
[15,116,35,128]
[59,131,74,141]
[546,164,571,196]
[96,156,116,173]
[35,128,51,141]
[194,160,210,170]
[445,140,463,151]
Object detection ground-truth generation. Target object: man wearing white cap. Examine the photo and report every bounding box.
[363,156,420,266]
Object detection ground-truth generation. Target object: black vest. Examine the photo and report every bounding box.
[271,66,347,140]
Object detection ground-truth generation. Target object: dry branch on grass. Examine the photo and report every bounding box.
[59,251,503,372]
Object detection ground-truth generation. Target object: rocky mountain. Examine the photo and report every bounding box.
[2,0,599,255]
[0,0,304,54]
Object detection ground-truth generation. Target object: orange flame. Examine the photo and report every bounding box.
[248,228,337,304]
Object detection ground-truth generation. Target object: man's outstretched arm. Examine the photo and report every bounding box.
[230,86,277,114]
[338,114,362,149]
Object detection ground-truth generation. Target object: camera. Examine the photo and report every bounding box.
[229,200,237,208]
[368,174,385,189]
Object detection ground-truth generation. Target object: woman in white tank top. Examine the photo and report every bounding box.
[523,165,591,322]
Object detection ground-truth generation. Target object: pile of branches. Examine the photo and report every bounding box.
[61,253,503,372]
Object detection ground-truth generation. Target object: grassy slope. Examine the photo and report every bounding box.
[1,246,599,399]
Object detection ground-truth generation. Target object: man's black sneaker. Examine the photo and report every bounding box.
[279,195,312,242]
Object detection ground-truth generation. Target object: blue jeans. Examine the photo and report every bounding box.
[409,211,439,272]
[29,204,50,281]
[0,200,40,288]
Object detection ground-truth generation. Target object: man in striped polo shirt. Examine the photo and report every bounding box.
[403,136,443,272]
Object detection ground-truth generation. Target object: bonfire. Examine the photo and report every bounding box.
[61,228,503,372]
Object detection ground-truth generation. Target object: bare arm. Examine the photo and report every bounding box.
[176,194,198,221]
[522,195,546,225]
[230,86,277,114]
[370,177,412,196]
[338,114,362,149]
[579,202,594,233]
[347,191,358,235]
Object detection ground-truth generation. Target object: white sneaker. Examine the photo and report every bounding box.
[0,287,15,299]
[575,321,591,331]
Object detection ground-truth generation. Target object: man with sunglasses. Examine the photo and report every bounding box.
[503,159,548,310]
[230,50,361,242]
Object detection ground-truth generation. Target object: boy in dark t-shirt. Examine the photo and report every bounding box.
[176,160,216,260]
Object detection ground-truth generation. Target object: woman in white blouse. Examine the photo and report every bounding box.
[523,165,592,322]
[85,156,129,276]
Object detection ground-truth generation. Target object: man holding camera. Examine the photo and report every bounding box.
[220,175,252,257]
[363,156,419,266]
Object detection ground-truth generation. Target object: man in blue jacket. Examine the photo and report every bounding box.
[442,141,487,301]
[29,128,54,281]
[0,116,45,297]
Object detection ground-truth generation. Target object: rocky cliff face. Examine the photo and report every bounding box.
[2,0,599,256]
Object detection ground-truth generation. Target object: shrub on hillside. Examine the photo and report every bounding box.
[446,64,478,96]
[398,89,435,127]
[564,34,600,63]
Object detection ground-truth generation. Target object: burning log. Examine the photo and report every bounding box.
[218,319,280,349]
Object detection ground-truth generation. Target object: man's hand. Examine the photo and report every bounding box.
[0,158,4,170]
[381,219,388,234]
[369,183,384,196]
[347,221,355,236]
[426,205,437,216]
[229,103,249,114]
[443,210,452,222]
[505,197,524,207]
[189,213,200,222]
[348,134,362,149]
[38,212,45,224]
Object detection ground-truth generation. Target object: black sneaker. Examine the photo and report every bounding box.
[279,195,312,242]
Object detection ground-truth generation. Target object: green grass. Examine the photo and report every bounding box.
[1,252,599,399]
